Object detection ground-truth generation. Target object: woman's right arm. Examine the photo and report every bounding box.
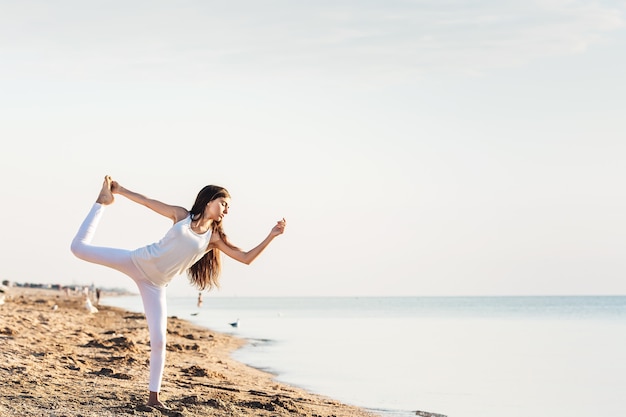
[111,181,188,223]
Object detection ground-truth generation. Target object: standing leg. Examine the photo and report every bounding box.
[136,281,168,407]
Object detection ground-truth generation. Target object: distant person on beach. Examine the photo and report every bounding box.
[70,175,286,408]
[197,292,203,308]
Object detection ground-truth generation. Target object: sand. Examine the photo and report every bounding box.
[0,287,378,417]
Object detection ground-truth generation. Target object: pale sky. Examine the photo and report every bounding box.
[1,0,625,297]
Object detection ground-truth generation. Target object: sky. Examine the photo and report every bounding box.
[1,0,625,297]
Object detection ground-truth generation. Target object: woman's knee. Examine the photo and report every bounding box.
[70,239,86,259]
[150,332,167,352]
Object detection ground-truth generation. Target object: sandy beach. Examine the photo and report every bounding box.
[0,287,377,417]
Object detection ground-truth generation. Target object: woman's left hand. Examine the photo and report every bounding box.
[271,218,287,237]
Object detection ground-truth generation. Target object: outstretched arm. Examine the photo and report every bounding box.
[111,181,189,223]
[212,218,286,265]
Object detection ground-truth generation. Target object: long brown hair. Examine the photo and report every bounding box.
[187,185,238,291]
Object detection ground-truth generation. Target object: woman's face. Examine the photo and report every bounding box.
[205,197,230,221]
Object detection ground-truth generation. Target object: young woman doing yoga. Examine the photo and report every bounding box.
[70,175,286,407]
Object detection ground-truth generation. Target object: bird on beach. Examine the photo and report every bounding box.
[229,319,240,328]
[84,296,98,313]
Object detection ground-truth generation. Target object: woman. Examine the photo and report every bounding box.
[70,175,286,408]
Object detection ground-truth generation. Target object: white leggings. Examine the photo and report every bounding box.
[70,203,167,393]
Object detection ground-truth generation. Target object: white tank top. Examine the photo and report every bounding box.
[131,215,212,286]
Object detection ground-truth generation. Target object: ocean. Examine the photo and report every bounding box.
[102,295,626,417]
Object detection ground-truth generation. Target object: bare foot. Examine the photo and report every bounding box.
[147,391,167,409]
[96,175,115,205]
[146,401,169,409]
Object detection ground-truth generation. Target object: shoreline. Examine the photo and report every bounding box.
[0,287,378,417]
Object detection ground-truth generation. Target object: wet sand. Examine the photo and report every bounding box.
[0,287,377,417]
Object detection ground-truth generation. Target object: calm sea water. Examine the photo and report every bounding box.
[102,296,626,417]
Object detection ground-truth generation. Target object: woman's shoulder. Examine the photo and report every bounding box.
[172,207,191,224]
